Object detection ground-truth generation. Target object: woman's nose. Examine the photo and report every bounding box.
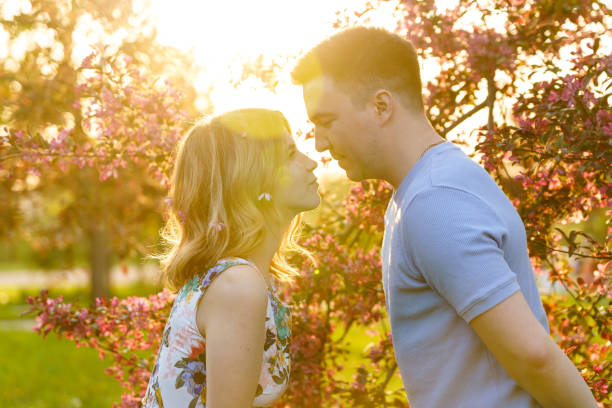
[305,156,317,171]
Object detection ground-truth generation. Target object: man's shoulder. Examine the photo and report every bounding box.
[400,185,489,219]
[396,184,501,247]
[430,147,492,186]
[395,144,486,204]
[396,150,502,217]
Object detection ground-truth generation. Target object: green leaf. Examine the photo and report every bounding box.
[175,374,185,389]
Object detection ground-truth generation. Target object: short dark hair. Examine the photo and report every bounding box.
[292,26,424,111]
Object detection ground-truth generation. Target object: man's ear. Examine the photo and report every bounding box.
[373,90,393,124]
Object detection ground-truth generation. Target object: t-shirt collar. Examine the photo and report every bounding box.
[394,141,451,201]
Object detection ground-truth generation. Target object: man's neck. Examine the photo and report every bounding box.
[383,117,444,189]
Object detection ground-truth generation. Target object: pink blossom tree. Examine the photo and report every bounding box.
[8,0,611,406]
[0,0,198,298]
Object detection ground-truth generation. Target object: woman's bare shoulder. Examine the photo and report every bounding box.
[197,264,268,333]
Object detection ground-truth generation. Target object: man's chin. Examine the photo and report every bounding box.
[343,167,366,182]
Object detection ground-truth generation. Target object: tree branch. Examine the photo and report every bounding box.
[511,147,606,163]
[441,100,488,137]
[335,318,355,343]
[380,361,398,393]
[487,76,497,132]
[536,242,611,260]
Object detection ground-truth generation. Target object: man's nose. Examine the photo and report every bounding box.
[314,129,330,153]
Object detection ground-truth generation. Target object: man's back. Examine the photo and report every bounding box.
[382,141,547,408]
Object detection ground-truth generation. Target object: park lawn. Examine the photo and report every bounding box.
[0,284,162,407]
[0,284,406,405]
[0,323,405,407]
[0,330,124,408]
[4,291,605,406]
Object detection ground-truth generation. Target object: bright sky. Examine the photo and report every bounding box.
[149,0,402,176]
[148,0,508,175]
[150,0,399,112]
[5,0,607,176]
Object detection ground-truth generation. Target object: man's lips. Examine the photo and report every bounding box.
[333,155,347,168]
[330,151,344,161]
[328,150,348,170]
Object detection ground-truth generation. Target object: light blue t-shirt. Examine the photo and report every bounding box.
[381,141,548,408]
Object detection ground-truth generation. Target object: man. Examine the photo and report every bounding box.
[292,27,597,408]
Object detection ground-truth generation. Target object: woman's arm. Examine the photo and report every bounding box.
[197,265,268,408]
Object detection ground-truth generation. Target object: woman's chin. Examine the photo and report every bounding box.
[296,194,321,213]
[308,194,322,210]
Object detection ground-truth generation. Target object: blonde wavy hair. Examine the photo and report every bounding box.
[159,108,312,291]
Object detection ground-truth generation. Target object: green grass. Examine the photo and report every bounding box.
[0,331,124,408]
[0,324,404,407]
[0,282,405,405]
[0,283,162,407]
[331,322,405,390]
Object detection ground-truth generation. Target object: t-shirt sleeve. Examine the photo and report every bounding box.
[402,187,520,323]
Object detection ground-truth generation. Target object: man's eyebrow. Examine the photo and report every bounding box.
[310,113,334,123]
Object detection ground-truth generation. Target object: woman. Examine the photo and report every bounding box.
[142,109,319,407]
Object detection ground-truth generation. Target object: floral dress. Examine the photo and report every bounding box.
[142,258,292,408]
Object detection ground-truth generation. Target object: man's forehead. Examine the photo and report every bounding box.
[303,76,338,116]
[303,76,335,95]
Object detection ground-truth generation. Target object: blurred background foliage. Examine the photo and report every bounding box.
[0,0,610,406]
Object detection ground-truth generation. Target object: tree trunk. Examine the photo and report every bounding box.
[89,223,111,301]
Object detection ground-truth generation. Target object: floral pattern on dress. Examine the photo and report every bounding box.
[141,258,291,408]
[263,296,292,388]
[175,354,207,408]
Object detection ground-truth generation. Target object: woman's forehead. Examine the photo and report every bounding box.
[283,133,295,147]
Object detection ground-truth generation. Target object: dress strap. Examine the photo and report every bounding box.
[201,257,272,292]
[225,257,274,291]
[240,258,275,292]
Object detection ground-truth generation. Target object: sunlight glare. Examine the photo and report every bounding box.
[150,0,400,177]
[151,0,398,61]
